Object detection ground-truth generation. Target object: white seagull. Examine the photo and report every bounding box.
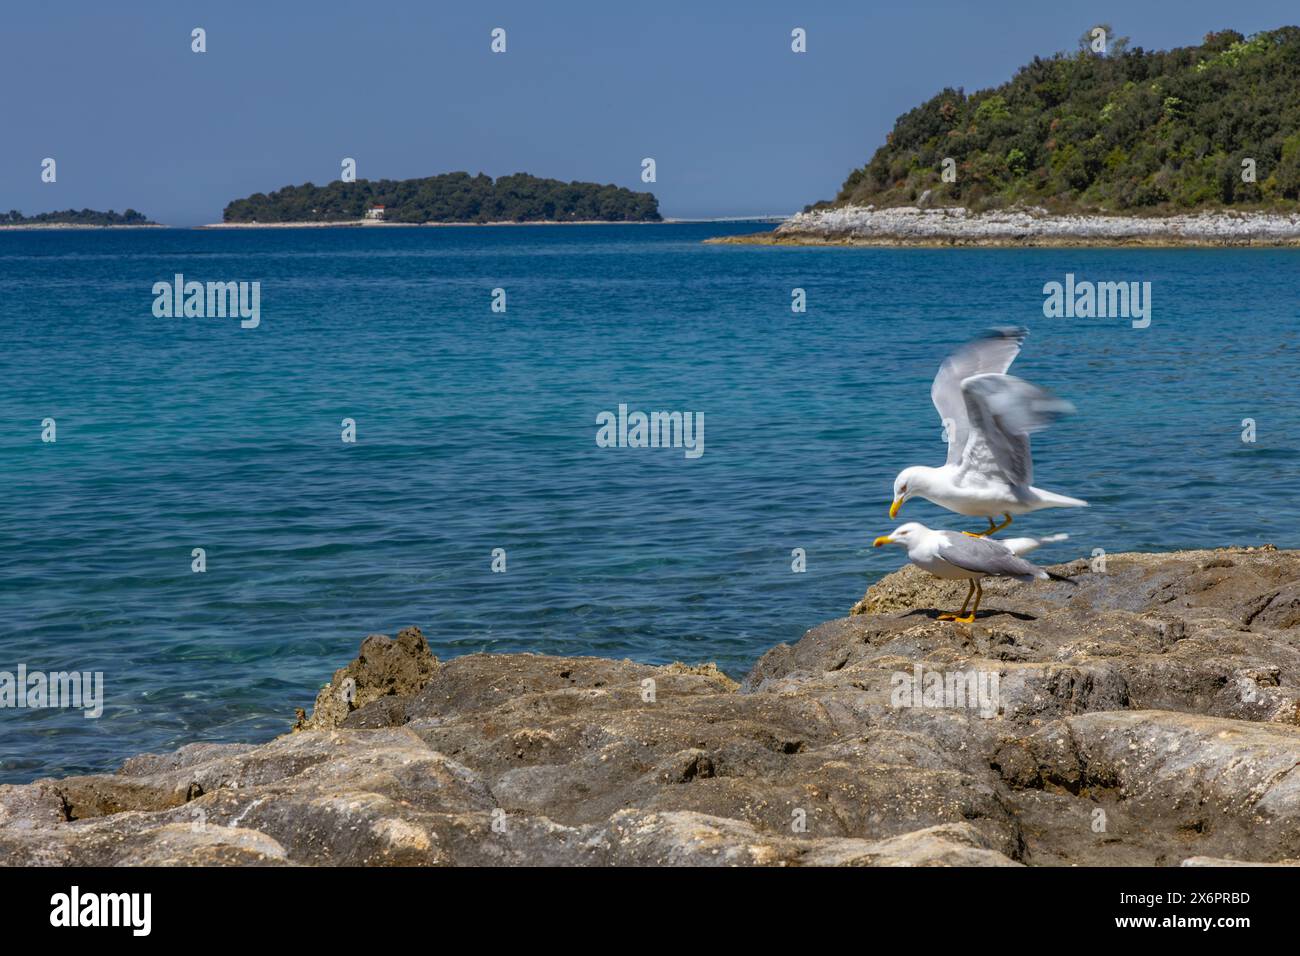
[873,522,1075,623]
[890,327,1086,536]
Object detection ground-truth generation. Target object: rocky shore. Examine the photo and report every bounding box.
[4,546,1300,866]
[708,204,1300,247]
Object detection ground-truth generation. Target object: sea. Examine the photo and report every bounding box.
[2,221,1298,781]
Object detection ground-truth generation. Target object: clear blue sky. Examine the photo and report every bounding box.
[3,0,1296,225]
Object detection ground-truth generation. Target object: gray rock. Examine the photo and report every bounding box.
[296,625,439,730]
[4,548,1300,865]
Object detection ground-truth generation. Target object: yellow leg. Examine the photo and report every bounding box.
[938,580,976,621]
[953,581,982,624]
[964,514,1013,538]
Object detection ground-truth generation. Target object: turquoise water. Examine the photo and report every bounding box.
[2,222,1298,781]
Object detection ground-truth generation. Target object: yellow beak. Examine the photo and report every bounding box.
[889,498,903,518]
[873,535,892,548]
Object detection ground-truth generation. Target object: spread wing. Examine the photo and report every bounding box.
[959,373,1074,488]
[932,327,1027,466]
[936,532,1044,581]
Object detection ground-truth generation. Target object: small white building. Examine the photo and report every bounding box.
[365,205,386,221]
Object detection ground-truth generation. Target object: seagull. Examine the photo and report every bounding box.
[873,522,1075,623]
[890,327,1086,536]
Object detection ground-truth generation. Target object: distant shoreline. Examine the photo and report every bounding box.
[200,218,783,229]
[202,219,661,229]
[0,218,785,231]
[0,223,166,231]
[709,205,1300,248]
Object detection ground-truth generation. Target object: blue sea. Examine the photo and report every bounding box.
[3,222,1298,782]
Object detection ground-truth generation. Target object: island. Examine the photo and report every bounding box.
[0,208,157,228]
[717,27,1300,246]
[219,172,661,225]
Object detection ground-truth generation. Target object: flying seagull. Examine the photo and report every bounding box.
[873,521,1075,623]
[890,327,1086,536]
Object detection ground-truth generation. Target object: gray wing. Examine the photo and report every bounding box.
[959,373,1074,488]
[932,327,1027,466]
[936,532,1044,581]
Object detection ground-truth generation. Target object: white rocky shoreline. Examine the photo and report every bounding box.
[713,204,1300,247]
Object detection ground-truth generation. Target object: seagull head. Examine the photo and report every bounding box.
[873,522,929,549]
[890,467,931,518]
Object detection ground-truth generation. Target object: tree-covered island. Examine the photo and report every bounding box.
[223,172,661,223]
[1,208,156,226]
[819,27,1300,214]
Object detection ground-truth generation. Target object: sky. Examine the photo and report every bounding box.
[3,0,1297,225]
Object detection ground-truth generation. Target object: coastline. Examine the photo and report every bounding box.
[200,217,782,229]
[708,204,1300,248]
[0,216,769,232]
[0,223,166,231]
[201,218,670,229]
[5,545,1300,867]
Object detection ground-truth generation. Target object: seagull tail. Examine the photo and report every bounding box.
[1043,570,1079,586]
[1002,533,1068,556]
[1034,490,1088,508]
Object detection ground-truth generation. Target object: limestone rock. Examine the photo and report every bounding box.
[4,547,1299,866]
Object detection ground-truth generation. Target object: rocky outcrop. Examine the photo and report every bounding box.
[293,626,439,731]
[708,205,1300,247]
[3,546,1300,866]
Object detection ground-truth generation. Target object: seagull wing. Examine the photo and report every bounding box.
[935,532,1044,582]
[932,327,1027,466]
[958,373,1074,488]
